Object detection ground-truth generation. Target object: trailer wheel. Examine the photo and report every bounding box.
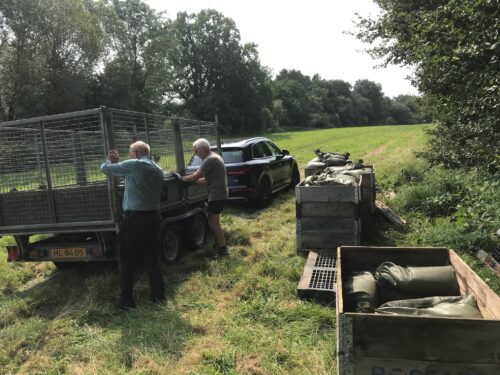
[182,213,208,250]
[161,226,182,264]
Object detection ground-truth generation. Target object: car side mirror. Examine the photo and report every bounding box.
[282,149,290,156]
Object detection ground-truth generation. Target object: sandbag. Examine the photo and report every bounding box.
[323,158,349,166]
[375,295,482,319]
[345,271,379,312]
[374,262,460,297]
[305,161,327,170]
[376,283,416,304]
[304,173,359,186]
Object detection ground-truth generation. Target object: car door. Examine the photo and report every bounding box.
[251,141,278,188]
[265,140,290,187]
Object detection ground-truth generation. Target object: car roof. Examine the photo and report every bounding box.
[213,137,271,149]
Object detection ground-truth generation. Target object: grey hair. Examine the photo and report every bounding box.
[193,138,210,150]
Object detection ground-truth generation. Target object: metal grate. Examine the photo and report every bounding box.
[309,269,336,290]
[314,253,336,268]
[297,251,337,301]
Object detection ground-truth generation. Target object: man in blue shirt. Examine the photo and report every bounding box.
[101,141,165,309]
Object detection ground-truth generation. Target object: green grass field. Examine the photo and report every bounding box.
[1,123,496,375]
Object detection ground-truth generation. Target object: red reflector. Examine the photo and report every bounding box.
[6,245,19,262]
[227,167,251,175]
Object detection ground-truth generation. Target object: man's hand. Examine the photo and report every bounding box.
[107,149,120,163]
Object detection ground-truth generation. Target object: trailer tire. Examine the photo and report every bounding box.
[161,226,182,264]
[182,213,207,250]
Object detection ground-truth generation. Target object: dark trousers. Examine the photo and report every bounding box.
[118,211,164,305]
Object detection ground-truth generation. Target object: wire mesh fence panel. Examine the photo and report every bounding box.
[109,109,218,172]
[0,110,112,228]
[0,108,218,232]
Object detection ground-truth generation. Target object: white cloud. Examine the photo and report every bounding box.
[147,0,418,97]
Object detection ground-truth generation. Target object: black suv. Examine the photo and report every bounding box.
[186,137,300,207]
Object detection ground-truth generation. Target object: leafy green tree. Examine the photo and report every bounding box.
[272,69,312,128]
[171,9,272,134]
[0,0,103,119]
[353,79,387,124]
[387,100,415,124]
[89,0,174,112]
[356,0,499,169]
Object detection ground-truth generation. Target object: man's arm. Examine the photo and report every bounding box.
[100,150,135,177]
[182,169,204,184]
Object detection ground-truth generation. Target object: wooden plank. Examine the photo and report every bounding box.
[298,229,359,250]
[298,217,357,231]
[352,358,500,375]
[298,202,358,218]
[449,249,500,319]
[350,313,500,364]
[296,183,360,204]
[339,246,450,272]
[376,200,406,227]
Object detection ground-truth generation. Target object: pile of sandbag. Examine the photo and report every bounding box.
[304,149,351,176]
[304,163,369,186]
[344,262,482,319]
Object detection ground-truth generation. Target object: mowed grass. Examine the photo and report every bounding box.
[1,124,429,374]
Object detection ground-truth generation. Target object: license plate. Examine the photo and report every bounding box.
[50,248,86,258]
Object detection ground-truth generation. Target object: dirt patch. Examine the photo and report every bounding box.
[236,353,262,375]
[364,143,390,159]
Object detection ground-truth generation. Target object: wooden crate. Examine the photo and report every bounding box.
[336,246,500,375]
[359,167,376,224]
[295,179,361,253]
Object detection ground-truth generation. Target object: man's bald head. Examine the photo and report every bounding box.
[129,141,150,159]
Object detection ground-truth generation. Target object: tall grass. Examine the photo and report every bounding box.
[1,123,498,374]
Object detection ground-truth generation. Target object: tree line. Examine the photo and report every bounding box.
[0,0,426,135]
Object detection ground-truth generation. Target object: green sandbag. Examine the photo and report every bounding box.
[376,283,416,304]
[374,262,460,297]
[375,295,482,319]
[345,271,379,312]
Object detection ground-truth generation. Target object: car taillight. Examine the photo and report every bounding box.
[227,167,251,175]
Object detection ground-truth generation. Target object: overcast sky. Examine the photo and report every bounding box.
[146,0,418,98]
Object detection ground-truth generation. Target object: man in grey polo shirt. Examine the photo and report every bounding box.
[182,138,229,257]
[101,141,165,309]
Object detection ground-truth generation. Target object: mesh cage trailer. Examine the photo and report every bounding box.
[0,107,220,264]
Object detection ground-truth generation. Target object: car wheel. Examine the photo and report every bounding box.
[290,164,300,188]
[161,226,182,264]
[251,177,272,208]
[182,213,207,250]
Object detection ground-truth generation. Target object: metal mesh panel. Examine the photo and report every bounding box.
[314,253,336,268]
[0,108,217,231]
[309,269,336,290]
[109,109,217,172]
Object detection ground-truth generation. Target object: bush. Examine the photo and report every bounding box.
[389,165,500,254]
